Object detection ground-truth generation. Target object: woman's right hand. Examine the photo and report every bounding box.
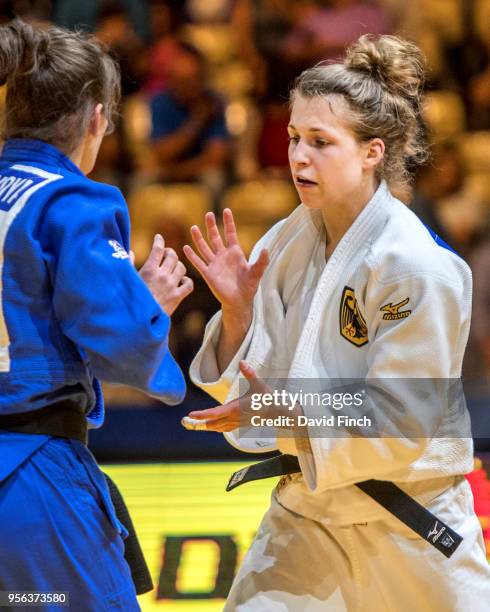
[183,208,269,316]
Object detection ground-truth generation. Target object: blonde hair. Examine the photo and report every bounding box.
[291,35,428,189]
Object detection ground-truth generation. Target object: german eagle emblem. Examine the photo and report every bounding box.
[340,286,368,347]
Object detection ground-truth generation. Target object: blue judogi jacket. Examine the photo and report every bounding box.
[0,139,186,479]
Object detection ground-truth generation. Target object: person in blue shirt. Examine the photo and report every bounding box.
[150,43,230,186]
[0,19,192,611]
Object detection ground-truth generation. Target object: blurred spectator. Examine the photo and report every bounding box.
[441,0,490,125]
[150,43,230,196]
[468,52,490,130]
[4,0,51,22]
[52,0,151,41]
[411,141,485,254]
[283,0,391,69]
[465,233,490,382]
[255,102,290,174]
[89,127,133,192]
[186,0,233,23]
[95,2,147,97]
[411,139,490,382]
[87,2,147,191]
[144,1,185,95]
[231,1,297,176]
[232,0,295,99]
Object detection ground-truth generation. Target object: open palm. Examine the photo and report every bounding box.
[183,209,269,312]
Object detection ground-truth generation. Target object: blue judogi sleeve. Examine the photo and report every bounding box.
[40,179,186,405]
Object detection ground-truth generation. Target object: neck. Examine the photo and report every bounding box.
[322,176,379,257]
[69,147,83,170]
[68,134,91,175]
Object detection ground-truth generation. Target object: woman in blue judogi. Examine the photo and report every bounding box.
[0,19,193,611]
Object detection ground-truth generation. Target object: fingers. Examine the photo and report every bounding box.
[183,244,207,276]
[158,252,176,272]
[222,208,239,247]
[188,404,233,420]
[188,209,241,267]
[181,416,209,431]
[129,250,135,266]
[186,401,240,432]
[190,225,214,262]
[172,260,187,284]
[176,276,193,299]
[250,248,269,281]
[145,234,165,267]
[239,360,258,381]
[200,418,237,432]
[239,360,271,396]
[181,415,236,432]
[205,212,225,253]
[159,248,176,273]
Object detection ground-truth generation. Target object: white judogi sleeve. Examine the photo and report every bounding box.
[189,310,256,404]
[189,219,291,454]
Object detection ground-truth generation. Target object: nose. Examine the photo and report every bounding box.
[289,140,310,167]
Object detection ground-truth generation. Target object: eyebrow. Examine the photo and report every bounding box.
[287,125,334,134]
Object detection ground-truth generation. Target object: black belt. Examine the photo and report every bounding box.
[104,473,154,595]
[227,454,463,559]
[0,401,153,593]
[0,400,88,443]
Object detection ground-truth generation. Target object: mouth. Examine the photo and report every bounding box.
[295,176,318,187]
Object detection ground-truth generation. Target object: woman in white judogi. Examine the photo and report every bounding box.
[182,34,490,611]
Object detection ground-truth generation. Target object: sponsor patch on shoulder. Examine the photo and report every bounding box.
[380,297,411,320]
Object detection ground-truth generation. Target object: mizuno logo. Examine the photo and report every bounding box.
[380,297,411,320]
[427,521,447,543]
[427,521,440,539]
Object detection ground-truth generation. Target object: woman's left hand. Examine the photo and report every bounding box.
[182,361,270,432]
[138,234,194,316]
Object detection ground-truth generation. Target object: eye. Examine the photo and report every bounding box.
[287,135,299,143]
[313,138,327,148]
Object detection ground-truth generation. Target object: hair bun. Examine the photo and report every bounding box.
[345,34,426,105]
[0,19,50,85]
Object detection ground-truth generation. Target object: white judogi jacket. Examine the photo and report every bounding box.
[190,182,474,525]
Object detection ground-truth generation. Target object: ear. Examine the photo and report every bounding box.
[89,103,107,137]
[363,138,385,171]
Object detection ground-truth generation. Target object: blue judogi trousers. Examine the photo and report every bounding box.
[0,435,140,611]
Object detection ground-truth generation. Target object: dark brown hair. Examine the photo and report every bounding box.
[291,35,428,189]
[0,19,121,153]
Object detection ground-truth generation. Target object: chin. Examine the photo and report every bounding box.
[298,194,325,210]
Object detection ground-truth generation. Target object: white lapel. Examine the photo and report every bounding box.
[289,182,392,378]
